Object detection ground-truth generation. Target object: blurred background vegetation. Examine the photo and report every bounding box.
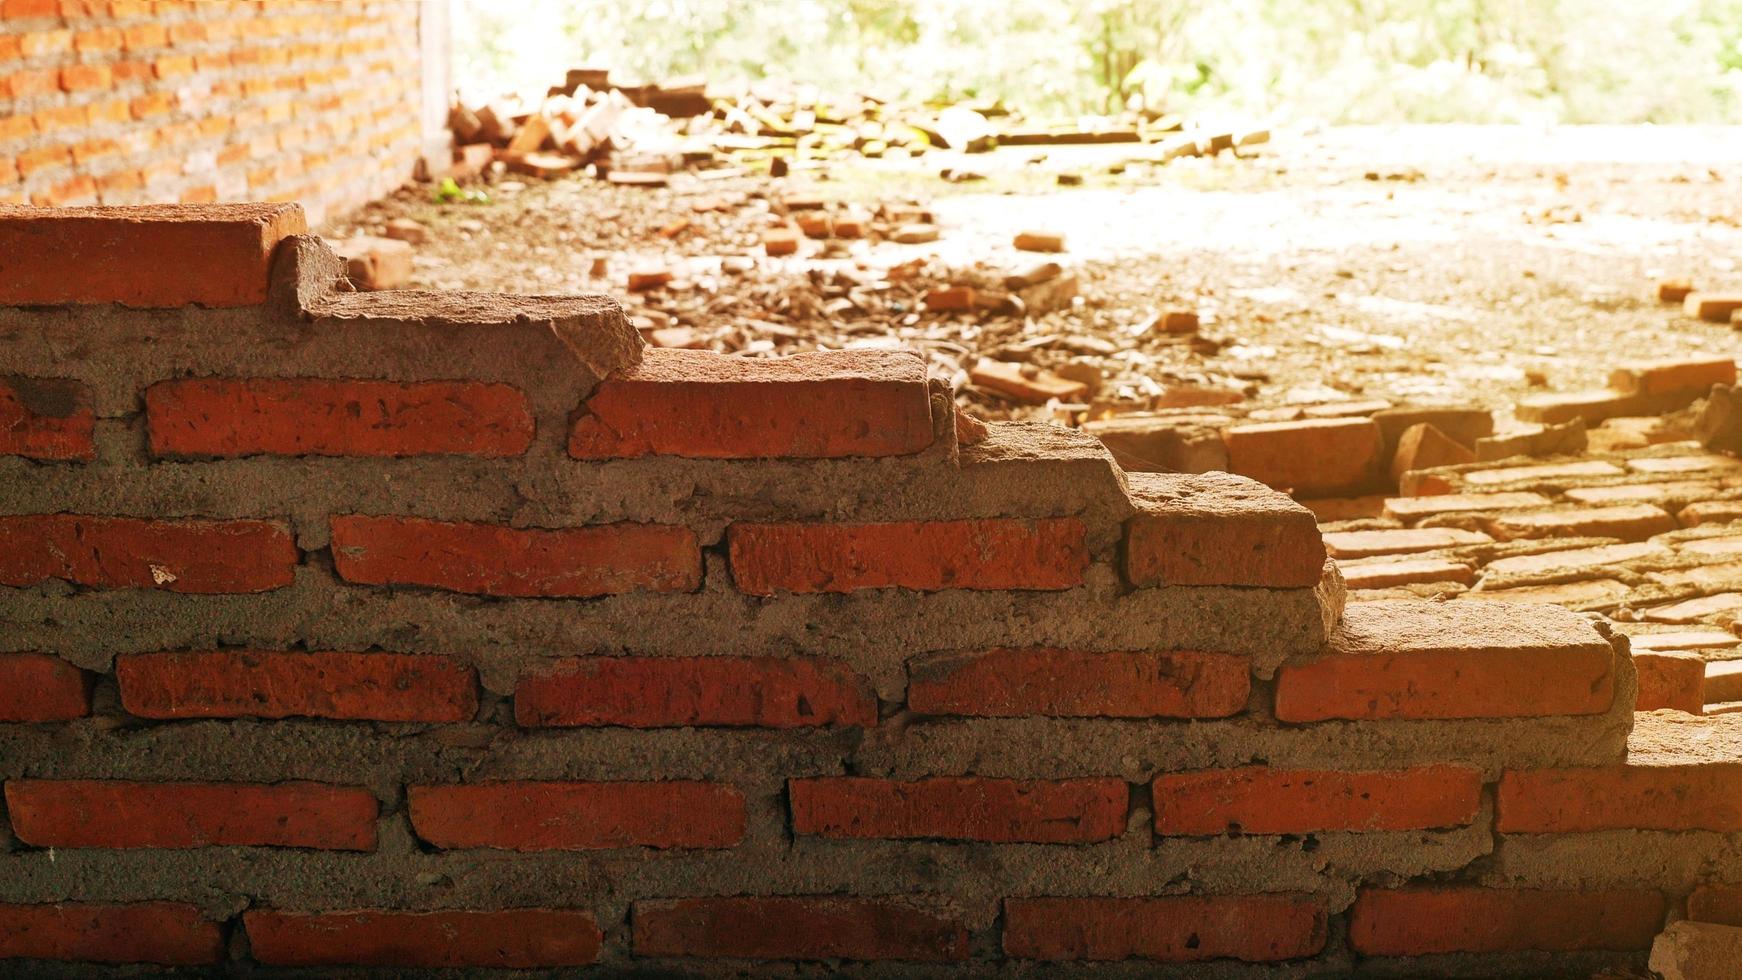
[454,0,1742,124]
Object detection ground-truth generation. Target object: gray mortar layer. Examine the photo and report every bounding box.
[0,237,1653,978]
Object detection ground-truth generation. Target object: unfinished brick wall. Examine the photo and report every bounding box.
[4,204,1742,975]
[0,0,431,222]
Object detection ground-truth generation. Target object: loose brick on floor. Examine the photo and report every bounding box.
[1002,895,1326,962]
[115,650,478,722]
[907,648,1250,719]
[1681,501,1742,526]
[1629,453,1742,475]
[0,514,296,592]
[1609,357,1736,396]
[1221,417,1382,494]
[514,656,876,728]
[1274,600,1615,721]
[146,378,536,458]
[728,518,1088,595]
[330,515,700,598]
[789,777,1127,843]
[1629,629,1739,652]
[1339,556,1475,589]
[1564,480,1720,505]
[632,897,969,962]
[1485,504,1677,542]
[1381,491,1551,523]
[1122,472,1326,588]
[1322,527,1490,559]
[569,348,934,459]
[1482,542,1666,579]
[244,909,602,968]
[1645,593,1742,623]
[1152,766,1482,835]
[1463,578,1630,607]
[407,781,744,850]
[0,903,224,965]
[1348,887,1666,954]
[1461,460,1625,486]
[3,780,378,850]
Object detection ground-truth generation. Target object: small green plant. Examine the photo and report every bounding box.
[434,178,489,205]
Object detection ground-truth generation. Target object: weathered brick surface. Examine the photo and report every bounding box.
[330,515,701,597]
[0,204,305,306]
[407,782,745,850]
[116,650,477,722]
[1498,765,1742,832]
[1688,884,1742,925]
[4,780,378,849]
[515,656,876,728]
[1348,887,1666,954]
[729,518,1088,594]
[1152,766,1482,835]
[907,648,1249,718]
[569,348,934,459]
[1633,651,1706,713]
[789,777,1127,843]
[1122,472,1325,588]
[244,909,602,968]
[1222,417,1382,494]
[0,903,223,965]
[0,653,91,722]
[633,897,969,962]
[0,376,94,460]
[1486,503,1678,542]
[1610,356,1736,396]
[1274,601,1615,721]
[0,5,425,220]
[147,379,536,458]
[0,514,296,592]
[1003,895,1326,962]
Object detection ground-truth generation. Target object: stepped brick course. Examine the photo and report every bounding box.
[1,205,1728,976]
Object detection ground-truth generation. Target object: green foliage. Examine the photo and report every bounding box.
[453,0,1742,123]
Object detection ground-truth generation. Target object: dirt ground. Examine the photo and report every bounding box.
[327,124,1742,429]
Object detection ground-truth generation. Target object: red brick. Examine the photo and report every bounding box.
[789,776,1127,843]
[1348,887,1666,954]
[58,62,110,92]
[4,780,378,849]
[1003,895,1326,962]
[571,348,934,460]
[1273,601,1615,721]
[330,516,699,598]
[1152,765,1481,835]
[1635,651,1705,713]
[907,648,1249,718]
[1322,526,1490,558]
[0,653,91,722]
[1486,504,1678,542]
[1688,884,1742,925]
[728,518,1087,595]
[1222,417,1382,494]
[0,514,295,592]
[244,908,601,968]
[515,656,875,728]
[1610,356,1736,396]
[2,0,59,19]
[1338,556,1476,589]
[0,67,58,99]
[0,203,306,308]
[0,376,93,460]
[1498,764,1742,832]
[146,379,535,458]
[0,903,223,965]
[632,896,968,962]
[116,650,477,722]
[407,781,743,850]
[1122,472,1325,588]
[73,27,121,52]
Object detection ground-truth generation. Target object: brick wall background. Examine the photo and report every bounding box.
[6,205,1742,975]
[0,0,433,224]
